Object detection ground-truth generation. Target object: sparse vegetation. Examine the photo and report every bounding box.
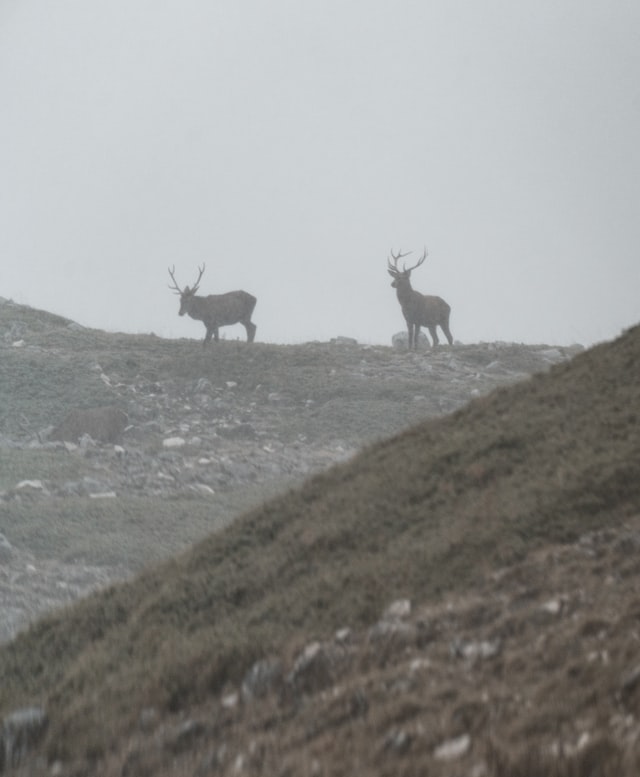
[0,298,638,775]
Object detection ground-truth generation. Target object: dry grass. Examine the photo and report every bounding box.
[0,310,639,775]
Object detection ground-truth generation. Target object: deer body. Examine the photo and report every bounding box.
[388,249,453,349]
[169,265,257,344]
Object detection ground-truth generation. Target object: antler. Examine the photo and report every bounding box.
[387,248,412,274]
[168,266,183,294]
[168,264,206,294]
[191,263,206,293]
[403,247,428,273]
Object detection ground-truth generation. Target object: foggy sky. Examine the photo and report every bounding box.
[1,1,639,347]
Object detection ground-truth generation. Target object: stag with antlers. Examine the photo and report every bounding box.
[387,248,453,349]
[168,264,257,344]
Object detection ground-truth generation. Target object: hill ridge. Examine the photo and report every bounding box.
[0,300,638,775]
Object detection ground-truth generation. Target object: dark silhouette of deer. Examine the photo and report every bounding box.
[168,264,257,344]
[387,248,453,349]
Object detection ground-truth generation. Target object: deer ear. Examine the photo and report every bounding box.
[387,269,395,277]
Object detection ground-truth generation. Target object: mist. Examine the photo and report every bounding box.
[1,1,638,347]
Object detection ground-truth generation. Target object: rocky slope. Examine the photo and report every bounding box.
[6,300,639,777]
[0,298,580,644]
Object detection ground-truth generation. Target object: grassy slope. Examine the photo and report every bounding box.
[0,325,638,762]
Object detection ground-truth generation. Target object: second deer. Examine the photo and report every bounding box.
[168,264,257,344]
[387,248,453,349]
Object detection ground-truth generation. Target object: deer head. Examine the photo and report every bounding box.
[168,264,206,315]
[387,248,428,288]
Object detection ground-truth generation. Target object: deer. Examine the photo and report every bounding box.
[168,264,257,344]
[387,248,453,349]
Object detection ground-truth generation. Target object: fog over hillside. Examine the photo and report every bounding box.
[2,2,639,347]
[0,298,639,775]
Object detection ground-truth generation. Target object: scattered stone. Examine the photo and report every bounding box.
[335,627,352,644]
[1,707,48,770]
[163,436,186,449]
[287,641,341,695]
[384,599,412,620]
[384,728,412,753]
[433,733,471,761]
[330,336,358,346]
[221,692,239,710]
[164,719,207,754]
[49,406,128,444]
[541,598,562,615]
[450,638,501,661]
[242,658,284,702]
[15,479,46,492]
[190,483,215,496]
[391,331,430,350]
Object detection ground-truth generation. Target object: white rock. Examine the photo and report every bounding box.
[384,599,412,620]
[335,628,352,644]
[163,436,186,449]
[221,692,239,709]
[434,733,471,761]
[541,599,561,615]
[540,348,564,363]
[16,480,45,491]
[191,484,215,496]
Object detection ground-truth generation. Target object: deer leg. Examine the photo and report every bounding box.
[203,326,214,346]
[213,327,220,342]
[245,321,257,343]
[428,326,439,346]
[406,320,414,350]
[442,324,454,345]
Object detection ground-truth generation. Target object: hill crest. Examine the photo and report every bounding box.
[0,301,638,775]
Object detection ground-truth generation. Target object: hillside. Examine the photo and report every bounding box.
[0,298,638,776]
[0,298,575,642]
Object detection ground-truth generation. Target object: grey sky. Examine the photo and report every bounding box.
[1,1,639,347]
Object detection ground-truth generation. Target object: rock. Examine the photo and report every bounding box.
[434,733,471,761]
[287,641,342,695]
[384,599,412,620]
[1,707,48,770]
[163,436,186,449]
[541,598,562,615]
[330,336,358,346]
[15,479,46,493]
[450,638,501,661]
[49,406,128,444]
[392,331,430,350]
[241,658,284,702]
[164,719,207,754]
[384,728,412,753]
[194,378,213,393]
